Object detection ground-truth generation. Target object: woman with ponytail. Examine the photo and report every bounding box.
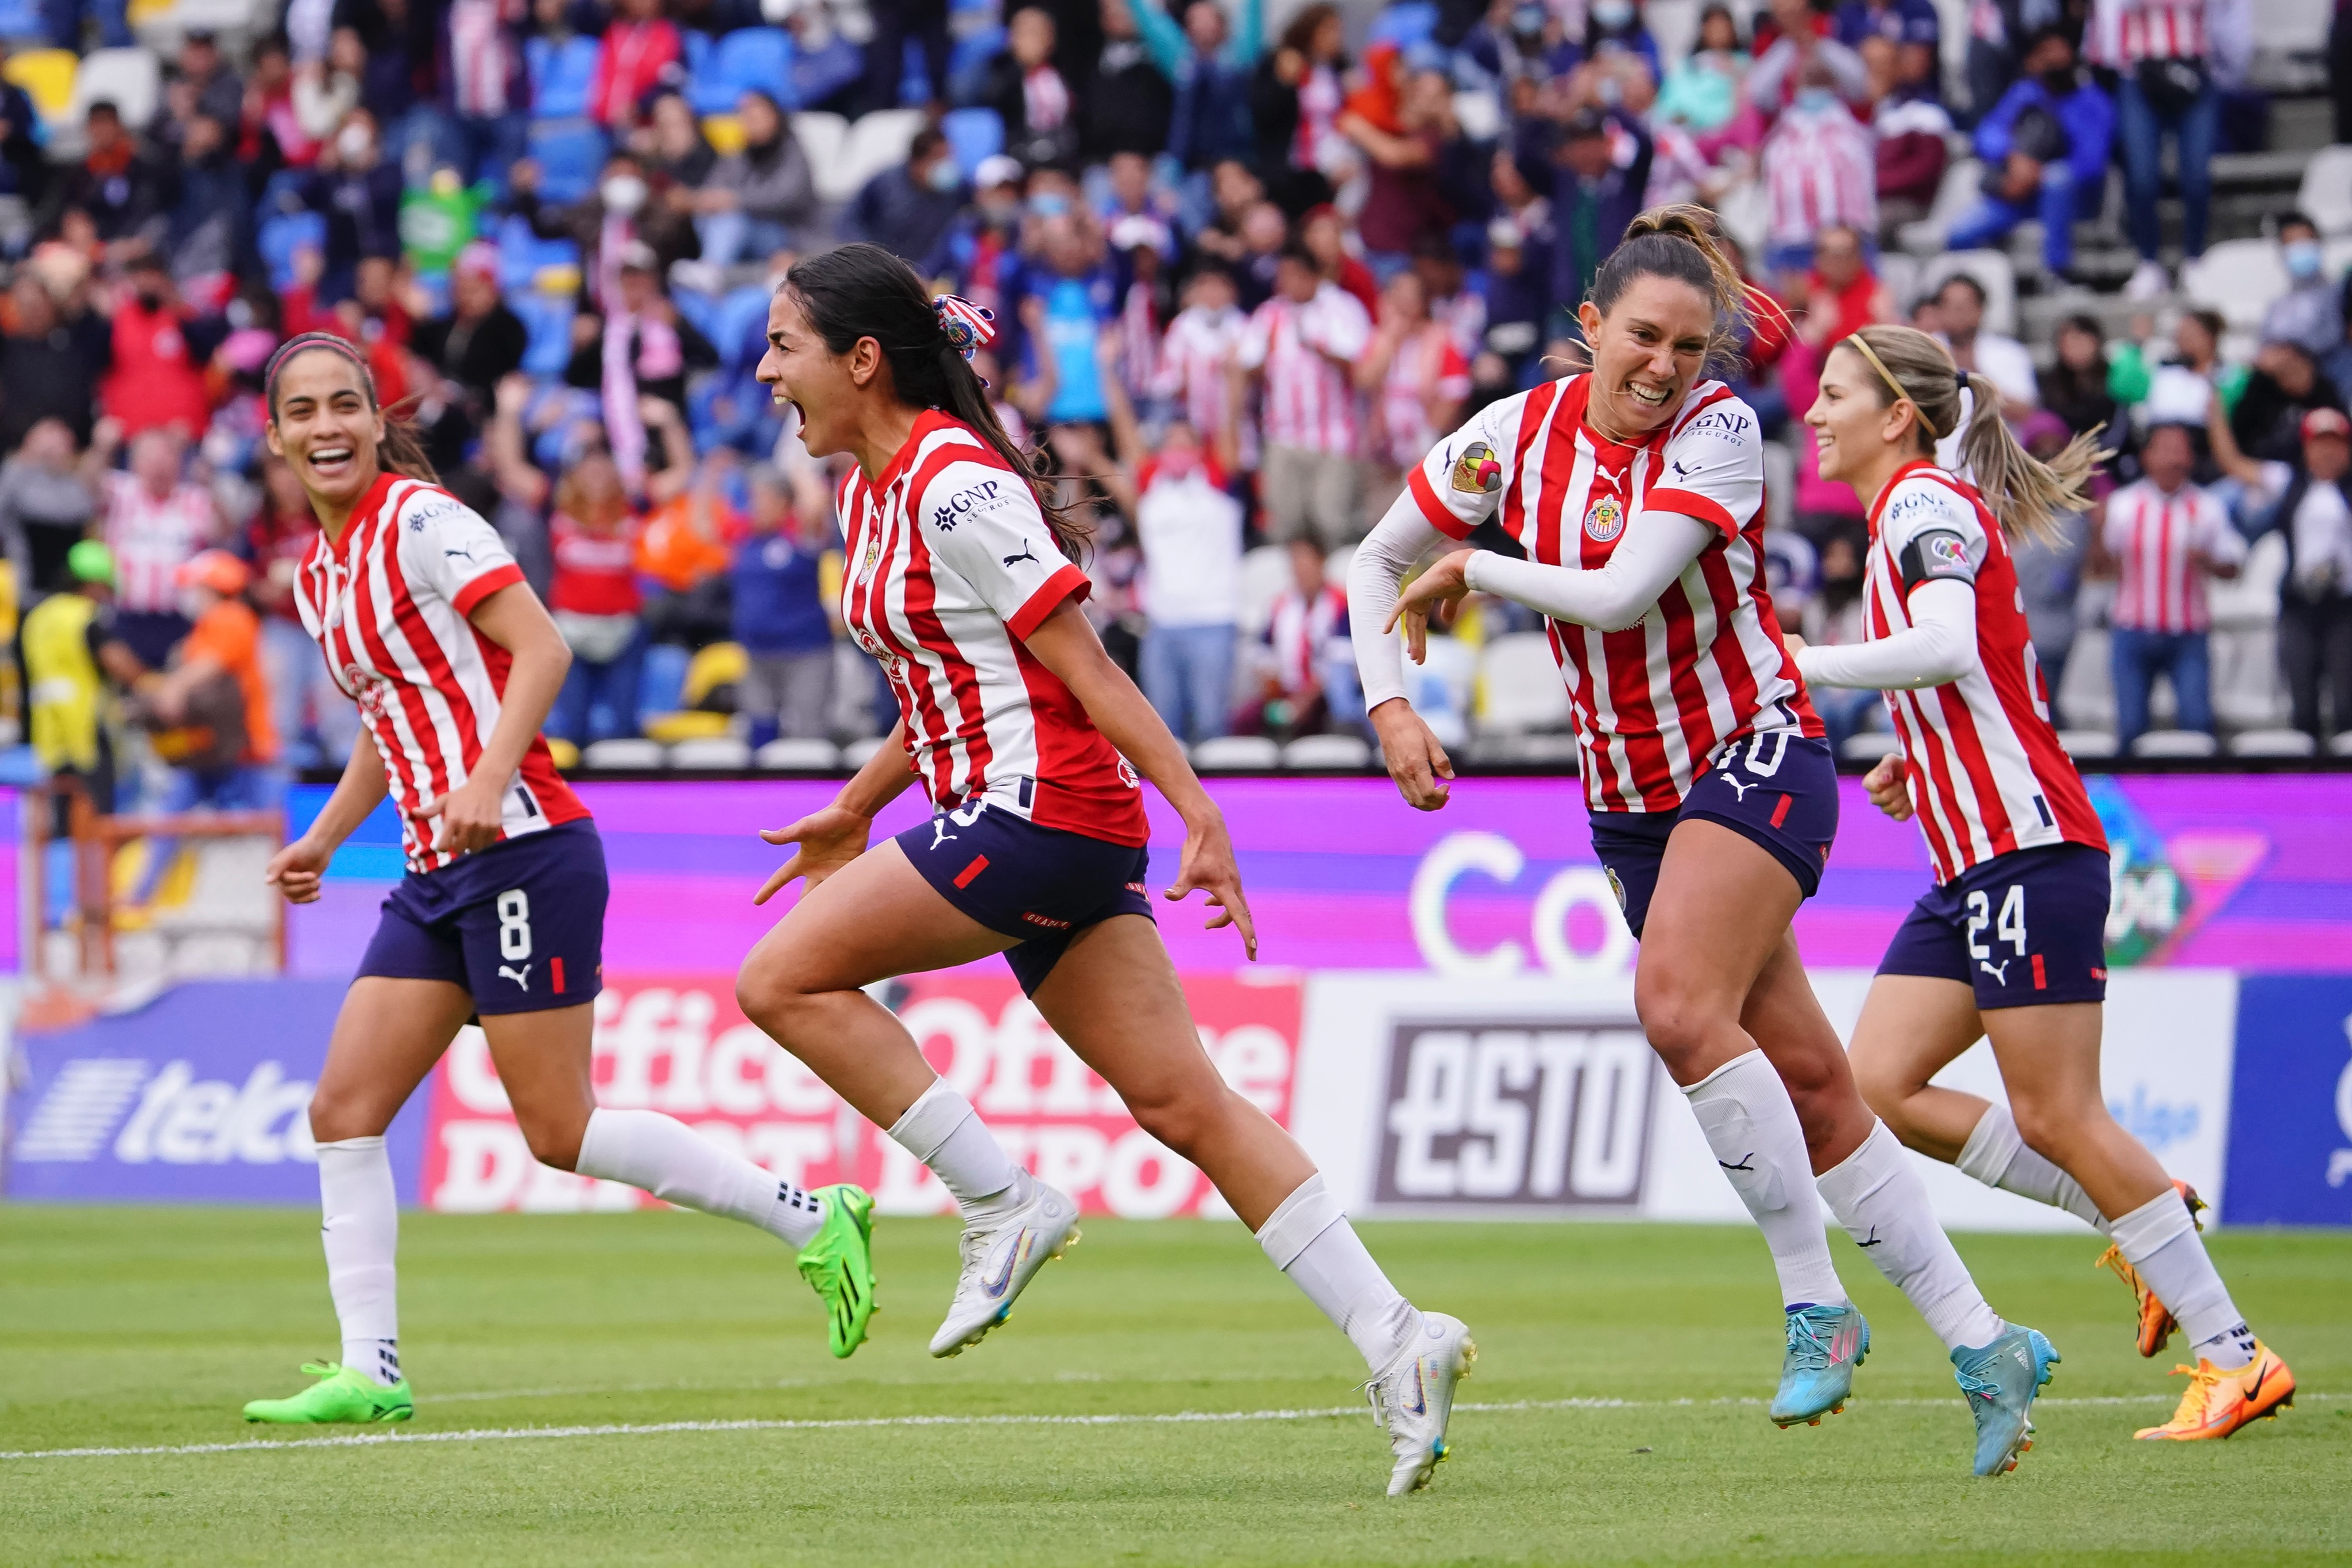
[1798,323,2296,1445]
[733,243,1472,1496]
[1353,207,2052,1476]
[245,332,871,1427]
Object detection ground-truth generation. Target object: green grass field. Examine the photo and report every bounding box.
[1,1207,2346,1566]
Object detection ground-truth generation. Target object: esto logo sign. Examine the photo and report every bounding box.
[1376,1023,1655,1208]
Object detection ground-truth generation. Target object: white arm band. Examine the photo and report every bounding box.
[1460,512,1713,633]
[1795,578,1977,690]
[1347,492,1454,711]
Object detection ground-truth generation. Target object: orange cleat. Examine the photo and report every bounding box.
[2134,1342,2295,1441]
[2094,1180,2207,1357]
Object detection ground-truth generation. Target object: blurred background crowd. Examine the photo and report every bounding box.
[0,0,2348,809]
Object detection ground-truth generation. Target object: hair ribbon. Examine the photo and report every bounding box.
[933,294,997,361]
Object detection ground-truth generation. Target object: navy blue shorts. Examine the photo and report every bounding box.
[898,802,1152,997]
[1877,842,2110,1010]
[356,819,607,1015]
[1590,732,1839,938]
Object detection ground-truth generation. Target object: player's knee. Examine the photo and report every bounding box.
[514,1110,585,1172]
[1632,977,1715,1070]
[2007,1093,2091,1166]
[1121,1079,1234,1160]
[734,955,814,1033]
[304,1084,385,1145]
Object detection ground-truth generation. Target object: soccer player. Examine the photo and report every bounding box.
[1794,323,2296,1443]
[732,245,1472,1497]
[245,334,877,1426]
[1354,207,2052,1474]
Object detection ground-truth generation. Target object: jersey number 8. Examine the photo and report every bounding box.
[1966,885,2025,960]
[497,889,533,961]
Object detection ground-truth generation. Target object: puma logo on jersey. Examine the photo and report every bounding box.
[929,816,957,849]
[1672,459,1699,479]
[1979,959,2010,984]
[1002,542,1039,568]
[1719,774,1758,801]
[444,545,476,562]
[499,963,532,990]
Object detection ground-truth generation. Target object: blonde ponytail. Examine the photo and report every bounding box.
[1844,326,2101,549]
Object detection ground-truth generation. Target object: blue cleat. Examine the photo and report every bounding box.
[1770,1302,1870,1427]
[1952,1326,2060,1476]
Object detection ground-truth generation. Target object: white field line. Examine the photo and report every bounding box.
[3,1392,2339,1464]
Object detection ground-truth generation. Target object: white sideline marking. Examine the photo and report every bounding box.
[2,1392,2338,1464]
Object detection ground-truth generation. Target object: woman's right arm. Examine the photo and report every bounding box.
[265,737,389,904]
[1348,493,1458,810]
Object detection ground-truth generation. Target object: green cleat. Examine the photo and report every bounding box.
[242,1362,413,1424]
[798,1183,878,1358]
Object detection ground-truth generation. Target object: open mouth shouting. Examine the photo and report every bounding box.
[1623,378,1675,412]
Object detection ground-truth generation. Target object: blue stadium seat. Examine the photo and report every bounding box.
[527,120,610,204]
[493,214,580,291]
[1368,1,1437,47]
[257,211,326,291]
[0,0,46,41]
[528,35,601,120]
[941,106,1002,177]
[680,28,710,80]
[694,26,791,117]
[672,285,721,343]
[947,26,1003,99]
[512,292,576,380]
[714,285,773,370]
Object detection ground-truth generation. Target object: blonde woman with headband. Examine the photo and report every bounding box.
[1796,323,2296,1445]
[1354,208,2049,1474]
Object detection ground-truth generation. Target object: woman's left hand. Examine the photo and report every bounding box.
[416,774,507,857]
[1166,810,1257,961]
[1384,551,1472,664]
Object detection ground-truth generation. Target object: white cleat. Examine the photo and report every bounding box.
[1365,1311,1476,1496]
[928,1172,1080,1357]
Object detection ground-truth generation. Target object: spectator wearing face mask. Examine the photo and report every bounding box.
[512,150,697,309]
[1946,28,2113,278]
[2096,421,2243,748]
[842,127,969,275]
[1153,261,1252,474]
[2262,212,2342,362]
[297,108,403,300]
[2209,394,2352,742]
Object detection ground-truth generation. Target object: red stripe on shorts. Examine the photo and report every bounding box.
[552,956,566,994]
[2032,953,2046,990]
[955,855,989,888]
[1770,793,1792,828]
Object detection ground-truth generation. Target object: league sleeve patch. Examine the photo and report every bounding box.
[1898,528,1976,593]
[1449,441,1503,494]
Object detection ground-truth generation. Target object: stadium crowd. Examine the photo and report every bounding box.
[0,0,2349,814]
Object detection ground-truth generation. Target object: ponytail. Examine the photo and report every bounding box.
[377,394,440,484]
[1590,202,1752,368]
[783,243,1093,563]
[1843,324,2101,549]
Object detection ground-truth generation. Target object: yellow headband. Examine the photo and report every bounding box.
[1843,333,1958,440]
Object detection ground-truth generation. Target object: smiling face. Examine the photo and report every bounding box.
[265,348,383,513]
[756,288,872,460]
[1804,343,1917,484]
[1577,274,1715,442]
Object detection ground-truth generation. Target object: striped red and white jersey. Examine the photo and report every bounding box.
[1761,103,1877,249]
[293,472,587,873]
[1237,282,1371,456]
[2087,0,2207,65]
[1405,374,1821,813]
[1863,462,2106,882]
[837,411,1148,846]
[1373,325,1472,470]
[2102,477,2245,633]
[1153,303,1254,464]
[103,474,215,614]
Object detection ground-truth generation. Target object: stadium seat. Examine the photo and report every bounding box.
[697,27,792,117]
[0,0,45,41]
[703,111,743,155]
[680,27,710,80]
[947,25,1005,98]
[1192,735,1280,771]
[756,737,842,771]
[2297,145,2352,237]
[1908,158,1984,257]
[1236,544,1293,634]
[2056,729,2119,758]
[840,735,890,768]
[256,211,325,290]
[714,285,775,369]
[2129,730,2218,758]
[2212,626,2287,730]
[2228,728,2316,758]
[2331,730,2352,757]
[1475,632,1570,734]
[2180,239,2289,335]
[789,111,849,189]
[526,120,610,204]
[2057,626,2117,731]
[528,35,601,120]
[1469,731,1581,766]
[510,292,576,379]
[1451,90,1500,142]
[2,48,76,131]
[1839,731,1901,764]
[826,108,926,203]
[1282,733,1371,769]
[1920,249,2017,336]
[1368,1,1436,46]
[668,736,753,769]
[671,285,722,343]
[68,47,157,129]
[942,106,1003,177]
[581,738,667,770]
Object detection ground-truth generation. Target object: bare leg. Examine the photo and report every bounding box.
[477,1002,599,1170]
[1983,1002,2171,1221]
[1847,974,1994,1163]
[305,976,477,1142]
[1029,914,1311,1230]
[1737,933,1875,1174]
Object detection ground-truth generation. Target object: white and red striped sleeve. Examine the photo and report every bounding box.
[1401,392,1527,541]
[913,458,1089,640]
[392,487,525,617]
[1646,397,1766,543]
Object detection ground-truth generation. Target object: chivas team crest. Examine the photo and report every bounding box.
[1584,496,1625,543]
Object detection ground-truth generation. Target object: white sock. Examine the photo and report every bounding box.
[1817,1120,2005,1351]
[1684,1051,1848,1310]
[1255,1174,1420,1372]
[317,1135,401,1387]
[575,1108,827,1247]
[2111,1187,2256,1370]
[887,1079,1019,1218]
[1955,1104,2108,1233]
